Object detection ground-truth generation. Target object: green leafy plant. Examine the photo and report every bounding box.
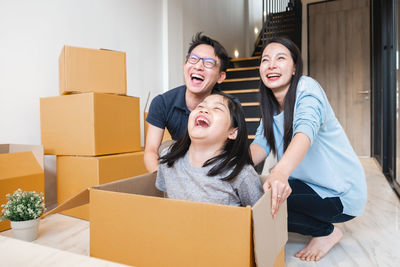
[1,189,45,222]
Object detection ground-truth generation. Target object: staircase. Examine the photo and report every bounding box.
[221,0,301,171]
[253,10,300,56]
[253,0,302,56]
[222,57,261,142]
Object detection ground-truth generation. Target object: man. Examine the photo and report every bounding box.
[144,32,230,172]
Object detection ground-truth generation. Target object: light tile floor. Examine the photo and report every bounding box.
[1,158,399,266]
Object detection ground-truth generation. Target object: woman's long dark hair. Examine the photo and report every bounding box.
[259,37,303,153]
[160,91,253,181]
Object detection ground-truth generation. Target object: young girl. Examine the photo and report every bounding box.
[156,91,263,207]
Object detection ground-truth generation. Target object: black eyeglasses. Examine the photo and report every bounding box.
[186,53,218,69]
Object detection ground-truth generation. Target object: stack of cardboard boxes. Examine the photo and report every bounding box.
[40,46,148,220]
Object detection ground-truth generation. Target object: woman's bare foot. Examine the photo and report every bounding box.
[295,227,343,261]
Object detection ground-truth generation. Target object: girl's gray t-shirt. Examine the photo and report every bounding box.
[156,152,263,207]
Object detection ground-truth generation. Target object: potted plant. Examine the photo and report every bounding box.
[1,189,45,241]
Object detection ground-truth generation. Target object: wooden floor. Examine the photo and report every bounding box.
[285,158,400,266]
[1,158,400,266]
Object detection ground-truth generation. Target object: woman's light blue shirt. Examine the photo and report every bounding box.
[252,76,367,216]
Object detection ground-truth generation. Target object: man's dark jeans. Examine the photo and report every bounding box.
[287,179,355,237]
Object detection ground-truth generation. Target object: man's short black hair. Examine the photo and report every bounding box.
[187,32,230,72]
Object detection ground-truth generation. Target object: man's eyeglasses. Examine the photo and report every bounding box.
[186,53,218,69]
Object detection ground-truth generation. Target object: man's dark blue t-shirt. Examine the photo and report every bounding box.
[146,85,190,140]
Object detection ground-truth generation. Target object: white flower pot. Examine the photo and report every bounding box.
[10,218,40,242]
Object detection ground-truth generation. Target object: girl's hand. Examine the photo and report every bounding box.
[263,169,291,217]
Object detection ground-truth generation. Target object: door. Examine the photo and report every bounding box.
[308,0,371,156]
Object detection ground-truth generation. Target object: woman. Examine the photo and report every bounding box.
[251,37,367,261]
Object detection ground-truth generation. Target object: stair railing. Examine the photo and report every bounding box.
[259,0,301,49]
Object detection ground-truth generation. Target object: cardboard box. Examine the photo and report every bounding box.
[59,46,127,95]
[57,151,147,220]
[0,144,45,231]
[40,92,141,156]
[45,173,287,267]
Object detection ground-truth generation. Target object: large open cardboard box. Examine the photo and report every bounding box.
[0,144,45,231]
[40,92,140,156]
[59,45,127,95]
[45,172,287,267]
[57,151,147,220]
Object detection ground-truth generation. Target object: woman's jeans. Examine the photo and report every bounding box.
[287,179,355,237]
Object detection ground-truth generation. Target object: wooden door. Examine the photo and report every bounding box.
[309,0,370,156]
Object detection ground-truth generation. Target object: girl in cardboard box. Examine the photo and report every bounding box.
[156,91,263,207]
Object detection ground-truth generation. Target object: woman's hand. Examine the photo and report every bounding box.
[263,169,291,217]
[263,133,311,217]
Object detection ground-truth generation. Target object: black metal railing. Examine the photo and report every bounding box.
[259,0,302,49]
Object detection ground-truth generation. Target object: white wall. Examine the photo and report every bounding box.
[0,0,163,206]
[247,0,264,57]
[182,0,248,58]
[0,0,163,145]
[165,0,253,89]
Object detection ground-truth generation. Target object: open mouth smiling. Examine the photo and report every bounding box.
[191,73,205,82]
[195,115,210,127]
[267,73,281,80]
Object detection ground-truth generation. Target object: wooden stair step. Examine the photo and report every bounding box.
[223,77,260,83]
[226,66,259,72]
[223,89,259,94]
[245,118,261,122]
[223,89,260,103]
[241,102,260,107]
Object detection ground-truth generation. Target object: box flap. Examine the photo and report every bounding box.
[0,144,43,169]
[94,171,162,197]
[252,190,288,267]
[9,144,44,170]
[0,152,43,180]
[42,188,90,218]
